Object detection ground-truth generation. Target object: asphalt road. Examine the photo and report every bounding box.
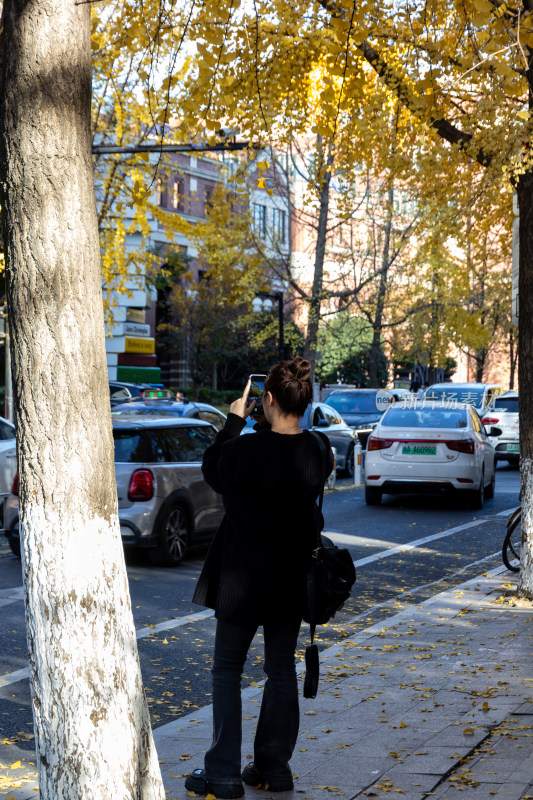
[0,463,520,752]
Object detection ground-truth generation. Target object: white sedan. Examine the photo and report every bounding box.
[364,402,498,508]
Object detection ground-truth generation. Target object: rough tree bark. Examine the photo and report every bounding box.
[0,2,165,797]
[517,165,533,597]
[517,45,533,599]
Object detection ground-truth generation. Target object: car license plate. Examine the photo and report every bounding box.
[402,445,437,455]
[507,443,520,452]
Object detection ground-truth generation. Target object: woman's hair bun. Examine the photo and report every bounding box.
[264,355,313,416]
[287,355,311,384]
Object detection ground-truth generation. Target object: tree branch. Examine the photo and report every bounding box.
[318,0,492,168]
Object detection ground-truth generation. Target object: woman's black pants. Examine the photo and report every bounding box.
[204,618,301,784]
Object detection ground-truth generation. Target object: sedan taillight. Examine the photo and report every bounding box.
[445,439,475,455]
[482,417,500,425]
[12,473,18,496]
[128,469,154,501]
[367,437,394,451]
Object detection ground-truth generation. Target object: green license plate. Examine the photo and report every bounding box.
[507,443,520,452]
[402,445,437,455]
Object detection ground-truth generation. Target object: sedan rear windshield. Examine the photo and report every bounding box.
[326,392,378,414]
[494,397,519,413]
[382,407,468,429]
[424,387,484,405]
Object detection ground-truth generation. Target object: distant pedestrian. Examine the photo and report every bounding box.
[185,356,333,798]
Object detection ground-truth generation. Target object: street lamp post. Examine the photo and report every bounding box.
[253,291,284,361]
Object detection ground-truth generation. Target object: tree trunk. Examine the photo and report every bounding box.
[0,2,165,798]
[368,185,394,388]
[303,137,334,375]
[517,45,533,599]
[517,166,533,598]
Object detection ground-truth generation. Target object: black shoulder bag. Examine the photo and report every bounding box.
[303,432,357,699]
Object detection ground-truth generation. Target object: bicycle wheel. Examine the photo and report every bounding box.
[502,513,521,572]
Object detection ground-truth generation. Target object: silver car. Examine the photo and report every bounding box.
[483,391,519,466]
[4,417,224,566]
[424,382,504,416]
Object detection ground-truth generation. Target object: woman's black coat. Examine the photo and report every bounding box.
[193,413,333,626]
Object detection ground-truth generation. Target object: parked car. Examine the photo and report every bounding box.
[0,416,16,533]
[242,402,357,477]
[111,398,227,431]
[306,402,358,477]
[364,401,499,508]
[323,389,403,447]
[109,381,157,405]
[4,417,224,566]
[482,391,519,466]
[424,382,504,416]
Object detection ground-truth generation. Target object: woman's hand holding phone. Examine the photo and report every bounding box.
[229,379,256,419]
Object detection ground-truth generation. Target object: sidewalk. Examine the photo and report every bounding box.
[4,564,533,800]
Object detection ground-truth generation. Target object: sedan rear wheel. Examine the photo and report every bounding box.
[485,461,496,500]
[149,504,190,567]
[365,486,382,506]
[469,469,485,510]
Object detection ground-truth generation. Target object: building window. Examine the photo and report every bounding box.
[157,177,168,208]
[272,208,286,243]
[204,185,214,215]
[253,203,267,238]
[173,176,185,211]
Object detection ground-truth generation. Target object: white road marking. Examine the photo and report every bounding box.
[0,666,30,688]
[327,516,500,567]
[135,609,214,640]
[0,609,216,687]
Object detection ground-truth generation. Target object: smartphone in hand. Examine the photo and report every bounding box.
[248,374,267,416]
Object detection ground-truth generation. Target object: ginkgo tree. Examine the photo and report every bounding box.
[151,183,270,395]
[165,0,531,589]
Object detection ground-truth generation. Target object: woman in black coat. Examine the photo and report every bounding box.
[185,357,332,799]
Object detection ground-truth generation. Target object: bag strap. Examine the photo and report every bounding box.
[308,431,329,645]
[310,431,328,543]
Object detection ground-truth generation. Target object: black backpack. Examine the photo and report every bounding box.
[303,433,357,698]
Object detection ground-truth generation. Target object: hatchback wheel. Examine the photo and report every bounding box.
[469,470,485,510]
[6,527,20,558]
[149,503,190,567]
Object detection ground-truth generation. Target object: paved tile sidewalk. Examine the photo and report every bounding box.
[3,564,533,799]
[155,565,533,800]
